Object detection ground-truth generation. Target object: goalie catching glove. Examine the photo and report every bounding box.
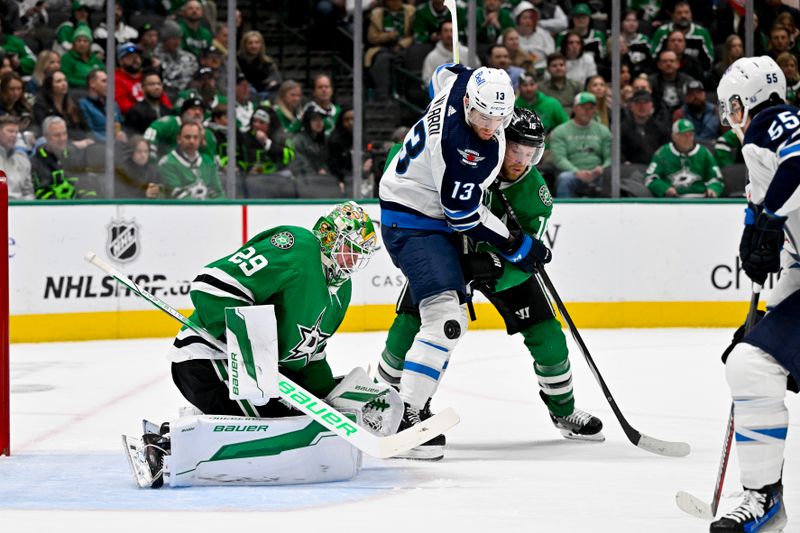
[326,367,403,436]
[499,229,552,273]
[739,203,786,285]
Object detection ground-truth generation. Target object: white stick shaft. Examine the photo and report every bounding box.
[443,0,460,64]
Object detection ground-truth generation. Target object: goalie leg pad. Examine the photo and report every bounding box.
[399,290,467,408]
[168,414,362,487]
[726,342,789,489]
[485,275,555,334]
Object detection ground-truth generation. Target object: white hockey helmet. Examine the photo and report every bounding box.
[717,56,786,129]
[464,67,515,131]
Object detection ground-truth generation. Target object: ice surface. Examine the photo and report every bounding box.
[2,329,797,532]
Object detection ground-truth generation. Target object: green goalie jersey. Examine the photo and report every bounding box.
[168,226,351,396]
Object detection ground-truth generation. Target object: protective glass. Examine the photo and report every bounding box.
[505,142,544,167]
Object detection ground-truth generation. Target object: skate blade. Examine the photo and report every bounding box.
[122,434,154,489]
[390,445,445,461]
[560,428,605,442]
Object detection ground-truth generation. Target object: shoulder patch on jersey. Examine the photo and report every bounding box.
[457,148,485,167]
[270,231,295,250]
[538,185,553,207]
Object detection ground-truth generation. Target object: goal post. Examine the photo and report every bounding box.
[1,171,8,456]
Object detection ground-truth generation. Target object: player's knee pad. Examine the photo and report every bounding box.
[417,290,467,352]
[520,318,568,367]
[486,276,554,334]
[726,342,789,400]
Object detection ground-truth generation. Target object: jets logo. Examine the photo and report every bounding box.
[457,148,485,167]
[270,231,295,250]
[106,219,140,263]
[538,185,553,207]
[285,310,332,364]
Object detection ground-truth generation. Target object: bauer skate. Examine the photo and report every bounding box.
[710,481,786,533]
[392,400,445,461]
[122,420,171,488]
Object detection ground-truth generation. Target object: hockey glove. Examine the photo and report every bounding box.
[499,230,552,274]
[460,252,504,291]
[739,203,787,286]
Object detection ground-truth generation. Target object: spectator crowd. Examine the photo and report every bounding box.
[0,0,795,200]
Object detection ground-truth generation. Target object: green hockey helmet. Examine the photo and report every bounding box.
[313,201,377,286]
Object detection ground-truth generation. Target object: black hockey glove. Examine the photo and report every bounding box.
[460,252,504,291]
[739,203,787,286]
[499,229,552,274]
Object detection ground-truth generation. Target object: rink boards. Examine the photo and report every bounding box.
[8,200,766,342]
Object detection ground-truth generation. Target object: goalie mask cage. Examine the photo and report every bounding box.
[1,172,8,456]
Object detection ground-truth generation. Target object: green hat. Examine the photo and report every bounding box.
[571,3,592,16]
[312,201,377,287]
[71,1,88,11]
[72,24,93,43]
[573,91,597,106]
[672,118,695,134]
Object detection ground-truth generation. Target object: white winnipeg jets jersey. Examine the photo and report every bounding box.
[379,65,511,248]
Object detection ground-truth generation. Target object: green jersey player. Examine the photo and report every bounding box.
[377,109,603,460]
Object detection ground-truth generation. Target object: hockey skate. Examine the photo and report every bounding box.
[122,420,171,489]
[710,482,786,533]
[540,391,604,441]
[391,400,445,461]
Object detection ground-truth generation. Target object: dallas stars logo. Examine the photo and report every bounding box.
[284,310,332,363]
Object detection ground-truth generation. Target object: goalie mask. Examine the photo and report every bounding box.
[717,56,786,130]
[313,201,377,287]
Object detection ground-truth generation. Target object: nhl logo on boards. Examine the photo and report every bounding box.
[106,219,140,263]
[457,148,485,167]
[270,231,295,250]
[539,185,553,207]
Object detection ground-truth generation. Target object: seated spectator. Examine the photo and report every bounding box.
[777,52,800,105]
[211,21,228,55]
[271,80,304,136]
[234,72,258,132]
[0,53,13,78]
[775,12,800,46]
[327,107,355,185]
[584,75,610,126]
[485,45,524,90]
[237,31,282,100]
[768,24,798,63]
[644,119,723,198]
[116,42,172,116]
[561,31,596,86]
[94,1,138,52]
[422,21,477,84]
[240,108,295,178]
[539,52,582,114]
[476,0,515,45]
[158,121,223,199]
[0,17,35,75]
[650,1,714,70]
[302,73,343,138]
[124,70,171,135]
[79,69,125,143]
[206,103,247,168]
[622,9,651,77]
[714,128,743,168]
[671,80,720,142]
[292,108,330,179]
[136,22,161,71]
[60,25,105,90]
[365,0,415,101]
[413,0,466,45]
[556,3,606,61]
[198,45,226,93]
[550,92,611,198]
[514,72,568,135]
[529,0,567,35]
[31,116,96,200]
[178,0,213,57]
[116,135,162,198]
[649,50,695,116]
[512,2,554,71]
[145,96,216,158]
[155,21,198,102]
[53,1,92,55]
[33,71,88,140]
[664,29,705,86]
[0,115,33,199]
[620,89,670,165]
[711,34,744,88]
[0,72,33,125]
[502,28,536,72]
[176,67,227,117]
[26,50,61,97]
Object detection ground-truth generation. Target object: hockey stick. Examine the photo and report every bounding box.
[492,187,690,457]
[443,0,460,64]
[675,284,762,520]
[85,252,459,459]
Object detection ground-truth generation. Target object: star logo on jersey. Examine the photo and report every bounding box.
[448,105,457,117]
[284,310,332,364]
[457,148,485,167]
[538,185,553,207]
[270,231,295,250]
[106,219,140,263]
